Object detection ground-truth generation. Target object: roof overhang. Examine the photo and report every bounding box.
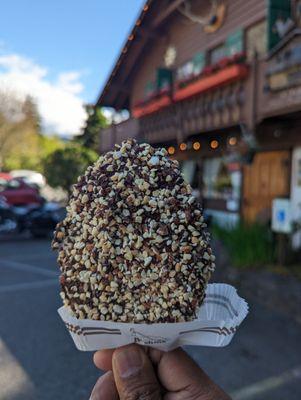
[96,0,186,110]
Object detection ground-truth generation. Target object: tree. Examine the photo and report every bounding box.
[77,104,108,151]
[43,143,98,195]
[0,92,41,170]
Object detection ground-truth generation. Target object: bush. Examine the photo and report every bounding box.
[43,143,98,195]
[212,223,275,268]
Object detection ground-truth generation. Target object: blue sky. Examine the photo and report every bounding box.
[0,0,144,135]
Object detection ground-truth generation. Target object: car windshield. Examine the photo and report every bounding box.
[0,179,22,191]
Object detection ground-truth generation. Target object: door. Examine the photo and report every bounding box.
[243,151,290,222]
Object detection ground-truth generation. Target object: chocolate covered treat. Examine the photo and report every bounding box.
[52,139,215,323]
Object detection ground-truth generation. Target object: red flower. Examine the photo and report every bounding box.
[218,57,231,69]
[203,65,214,75]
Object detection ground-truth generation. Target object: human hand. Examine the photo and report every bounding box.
[90,344,231,399]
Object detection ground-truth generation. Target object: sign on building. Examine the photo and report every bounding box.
[272,198,292,233]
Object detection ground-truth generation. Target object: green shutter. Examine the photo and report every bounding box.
[226,29,244,56]
[145,81,155,97]
[193,52,205,75]
[156,68,173,91]
[267,0,292,50]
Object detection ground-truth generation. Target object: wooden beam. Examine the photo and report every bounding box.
[108,82,129,94]
[152,0,186,27]
[138,26,161,39]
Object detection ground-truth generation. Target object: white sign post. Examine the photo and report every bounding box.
[272,198,292,234]
[272,198,292,265]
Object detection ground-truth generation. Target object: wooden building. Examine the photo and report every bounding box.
[97,0,301,238]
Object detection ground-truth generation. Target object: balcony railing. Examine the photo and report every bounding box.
[99,118,139,153]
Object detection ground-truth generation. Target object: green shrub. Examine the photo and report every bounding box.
[212,223,275,268]
[43,143,98,195]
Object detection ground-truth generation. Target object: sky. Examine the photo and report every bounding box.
[0,0,144,136]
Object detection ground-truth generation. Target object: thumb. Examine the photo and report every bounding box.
[112,344,162,400]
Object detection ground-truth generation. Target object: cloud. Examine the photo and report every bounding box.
[0,52,87,136]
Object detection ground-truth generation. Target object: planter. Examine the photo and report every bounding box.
[174,64,249,102]
[133,94,171,118]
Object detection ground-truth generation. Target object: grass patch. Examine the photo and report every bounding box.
[212,223,275,268]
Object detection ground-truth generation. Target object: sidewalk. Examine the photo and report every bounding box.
[212,240,301,324]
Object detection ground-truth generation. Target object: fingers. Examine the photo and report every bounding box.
[112,344,162,400]
[94,349,114,371]
[155,348,202,391]
[152,347,230,400]
[89,371,119,400]
[93,346,230,399]
[94,346,149,371]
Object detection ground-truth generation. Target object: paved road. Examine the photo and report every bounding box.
[0,237,300,400]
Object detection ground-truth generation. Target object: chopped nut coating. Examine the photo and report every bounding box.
[52,139,215,323]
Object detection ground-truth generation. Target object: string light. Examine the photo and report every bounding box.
[168,146,175,155]
[210,140,219,149]
[229,136,237,146]
[179,143,187,151]
[128,34,134,41]
[143,4,149,11]
[193,141,201,150]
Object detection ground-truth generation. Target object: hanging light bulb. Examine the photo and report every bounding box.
[210,140,219,149]
[179,143,187,151]
[168,146,175,155]
[193,141,201,150]
[228,136,237,146]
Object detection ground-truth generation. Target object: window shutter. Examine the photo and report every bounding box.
[267,0,292,50]
[226,29,244,56]
[156,68,173,91]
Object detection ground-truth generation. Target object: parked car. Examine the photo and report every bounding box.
[27,202,66,238]
[0,172,12,181]
[10,170,46,188]
[0,197,64,237]
[0,178,44,206]
[0,195,17,233]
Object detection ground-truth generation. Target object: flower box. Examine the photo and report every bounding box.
[133,94,171,118]
[174,64,249,102]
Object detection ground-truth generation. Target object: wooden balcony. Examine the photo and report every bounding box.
[256,58,301,121]
[99,118,139,153]
[173,64,249,102]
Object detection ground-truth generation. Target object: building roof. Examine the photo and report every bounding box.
[96,0,186,110]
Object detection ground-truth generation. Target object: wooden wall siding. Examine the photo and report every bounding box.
[131,0,266,105]
[257,34,301,121]
[99,118,139,153]
[139,78,249,144]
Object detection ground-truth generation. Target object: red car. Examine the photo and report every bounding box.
[0,172,12,181]
[0,177,43,206]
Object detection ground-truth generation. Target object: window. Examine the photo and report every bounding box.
[156,68,173,91]
[210,44,227,64]
[246,20,267,60]
[226,29,244,55]
[144,81,156,98]
[176,60,195,82]
[202,158,241,200]
[192,52,205,75]
[181,160,196,185]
